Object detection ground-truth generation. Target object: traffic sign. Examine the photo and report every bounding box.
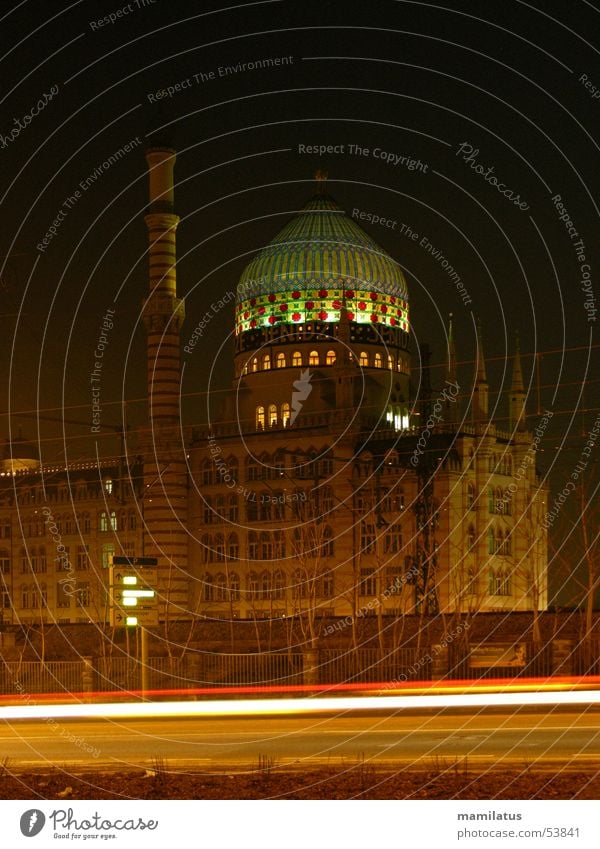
[110,556,158,567]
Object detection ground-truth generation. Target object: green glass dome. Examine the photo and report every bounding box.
[237,194,409,303]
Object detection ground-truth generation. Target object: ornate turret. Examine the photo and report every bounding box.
[472,319,489,423]
[509,332,527,431]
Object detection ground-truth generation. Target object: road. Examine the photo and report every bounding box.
[2,707,600,769]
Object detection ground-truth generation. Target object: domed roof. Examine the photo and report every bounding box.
[237,193,409,302]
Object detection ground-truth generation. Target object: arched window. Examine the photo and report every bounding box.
[214,533,225,562]
[229,572,240,601]
[321,526,334,557]
[495,487,504,513]
[292,351,302,367]
[260,569,271,600]
[374,353,382,368]
[243,360,249,375]
[99,512,108,532]
[326,350,336,365]
[252,357,258,373]
[246,497,258,522]
[308,350,319,366]
[260,532,273,560]
[281,403,290,428]
[387,354,394,370]
[276,352,286,368]
[259,496,272,522]
[467,525,476,551]
[227,533,239,560]
[503,532,512,556]
[248,531,259,559]
[488,527,496,555]
[81,512,91,533]
[104,477,113,495]
[248,571,259,596]
[262,353,271,370]
[110,510,117,531]
[273,569,285,600]
[292,568,308,599]
[467,482,476,510]
[201,459,213,486]
[488,488,495,514]
[268,404,278,427]
[214,573,227,601]
[256,406,265,430]
[201,573,213,602]
[228,496,238,522]
[359,351,369,367]
[200,535,212,564]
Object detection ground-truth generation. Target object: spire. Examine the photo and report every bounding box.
[445,314,458,424]
[509,331,526,431]
[472,319,488,423]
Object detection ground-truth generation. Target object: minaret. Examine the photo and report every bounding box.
[472,319,489,423]
[141,147,189,616]
[445,313,458,424]
[509,332,527,431]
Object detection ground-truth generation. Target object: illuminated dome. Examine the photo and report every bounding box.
[235,185,409,335]
[2,437,40,474]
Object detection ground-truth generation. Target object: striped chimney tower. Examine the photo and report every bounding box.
[142,147,189,617]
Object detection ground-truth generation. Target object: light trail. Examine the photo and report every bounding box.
[2,686,600,721]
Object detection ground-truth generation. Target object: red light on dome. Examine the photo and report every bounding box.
[318,289,328,298]
[391,296,396,304]
[358,301,366,310]
[258,306,266,315]
[371,314,378,322]
[318,310,328,320]
[268,315,277,324]
[390,317,397,326]
[244,311,249,319]
[250,298,256,306]
[370,292,378,300]
[305,301,314,309]
[250,319,257,328]
[292,312,301,321]
[280,304,288,312]
[332,300,341,309]
[268,294,276,302]
[381,304,388,314]
[345,289,355,299]
[346,311,355,321]
[292,290,301,299]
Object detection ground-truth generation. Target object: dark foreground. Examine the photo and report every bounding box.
[1,764,599,799]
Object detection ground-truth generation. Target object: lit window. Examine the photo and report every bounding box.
[326,350,336,365]
[281,403,291,428]
[387,355,393,370]
[110,511,117,531]
[268,404,278,427]
[104,478,113,495]
[252,357,258,372]
[359,351,368,367]
[309,350,319,366]
[292,351,302,367]
[256,406,265,430]
[262,354,271,370]
[276,352,286,368]
[374,353,382,368]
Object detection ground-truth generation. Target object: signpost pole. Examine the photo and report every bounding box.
[140,626,149,697]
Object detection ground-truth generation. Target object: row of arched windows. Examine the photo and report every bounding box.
[489,568,512,596]
[20,511,137,536]
[256,403,291,430]
[201,569,336,602]
[243,350,407,374]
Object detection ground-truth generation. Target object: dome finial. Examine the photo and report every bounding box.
[314,168,328,194]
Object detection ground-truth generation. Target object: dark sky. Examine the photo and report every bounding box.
[1,0,599,520]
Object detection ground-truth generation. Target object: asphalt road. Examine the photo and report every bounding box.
[2,708,600,769]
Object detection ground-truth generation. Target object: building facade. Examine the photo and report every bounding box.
[0,149,548,629]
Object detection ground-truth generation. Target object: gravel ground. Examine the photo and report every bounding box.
[1,765,599,799]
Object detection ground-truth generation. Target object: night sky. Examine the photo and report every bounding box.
[1,1,599,578]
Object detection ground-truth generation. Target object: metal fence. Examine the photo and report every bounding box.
[0,661,83,695]
[318,647,430,684]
